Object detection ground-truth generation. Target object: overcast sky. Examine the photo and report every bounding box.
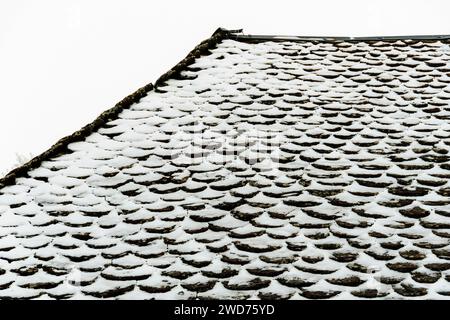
[1,0,449,175]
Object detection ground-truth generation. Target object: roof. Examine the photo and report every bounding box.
[0,28,450,299]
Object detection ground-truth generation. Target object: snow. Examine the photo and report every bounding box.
[0,33,450,300]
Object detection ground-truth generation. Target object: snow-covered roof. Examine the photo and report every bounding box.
[0,28,450,299]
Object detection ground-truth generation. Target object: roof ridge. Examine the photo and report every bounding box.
[0,28,232,189]
[0,82,152,188]
[231,33,450,42]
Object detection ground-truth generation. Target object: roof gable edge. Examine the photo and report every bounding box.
[0,27,237,189]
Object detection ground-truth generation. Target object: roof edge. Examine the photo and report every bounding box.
[0,82,154,189]
[231,33,450,42]
[153,28,239,88]
[0,27,238,189]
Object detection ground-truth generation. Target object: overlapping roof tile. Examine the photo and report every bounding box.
[0,28,450,299]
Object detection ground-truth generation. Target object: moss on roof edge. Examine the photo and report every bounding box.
[0,27,235,189]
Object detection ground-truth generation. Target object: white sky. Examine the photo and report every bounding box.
[0,0,449,174]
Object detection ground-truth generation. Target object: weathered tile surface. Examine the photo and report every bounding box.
[0,36,450,299]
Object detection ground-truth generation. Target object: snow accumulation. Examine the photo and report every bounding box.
[0,36,449,300]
